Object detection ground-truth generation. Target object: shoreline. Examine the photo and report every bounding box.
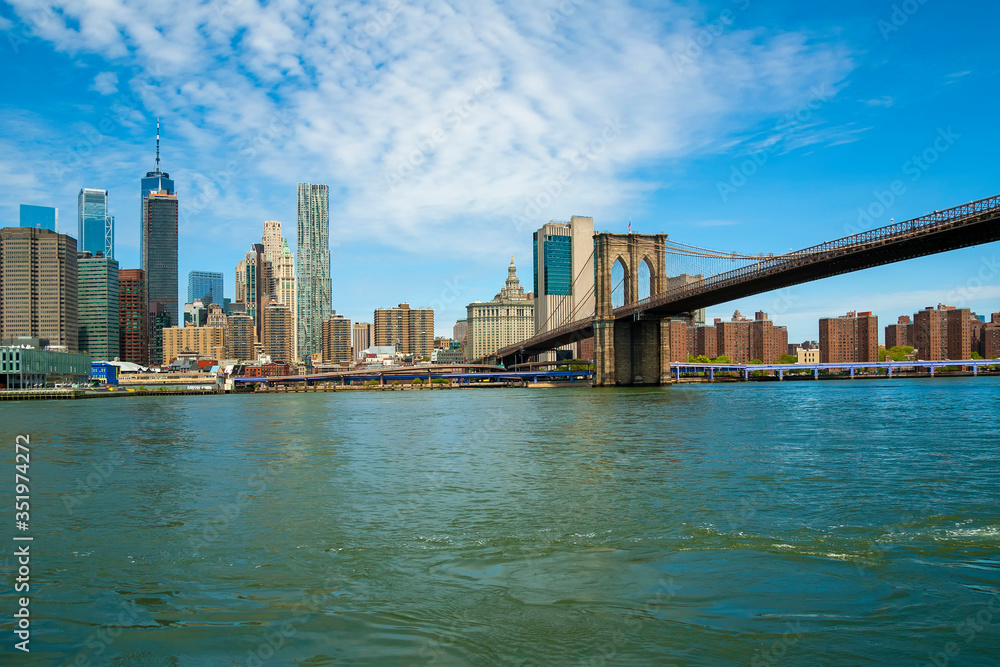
[2,370,998,401]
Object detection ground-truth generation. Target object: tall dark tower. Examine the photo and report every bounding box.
[141,119,178,364]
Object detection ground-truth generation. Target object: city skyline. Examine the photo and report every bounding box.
[1,1,998,340]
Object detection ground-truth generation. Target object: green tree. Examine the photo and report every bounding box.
[694,355,711,364]
[711,355,732,364]
[778,353,797,364]
[749,358,763,365]
[971,351,983,360]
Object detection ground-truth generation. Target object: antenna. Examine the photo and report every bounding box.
[155,118,161,172]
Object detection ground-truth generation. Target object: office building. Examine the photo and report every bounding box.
[296,183,331,362]
[885,315,913,349]
[143,192,178,334]
[187,271,224,305]
[140,121,178,357]
[465,258,535,361]
[184,300,208,327]
[533,216,594,360]
[78,252,120,361]
[819,311,878,363]
[228,313,256,361]
[374,303,434,358]
[149,304,173,367]
[161,326,226,365]
[78,188,114,258]
[322,313,352,364]
[453,319,467,344]
[353,322,373,360]
[262,220,296,360]
[239,243,272,342]
[0,227,78,351]
[118,269,148,365]
[19,204,57,232]
[262,300,294,362]
[0,346,90,389]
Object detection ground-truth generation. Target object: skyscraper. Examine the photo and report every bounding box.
[532,216,595,360]
[0,227,78,350]
[78,188,114,258]
[143,192,179,330]
[19,204,57,232]
[187,271,224,305]
[240,243,272,342]
[78,252,120,361]
[296,183,331,362]
[141,120,179,363]
[353,322,373,359]
[119,269,148,365]
[261,220,296,360]
[465,259,534,361]
[263,300,294,363]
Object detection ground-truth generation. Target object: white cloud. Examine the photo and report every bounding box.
[90,71,118,95]
[4,0,856,256]
[0,15,13,31]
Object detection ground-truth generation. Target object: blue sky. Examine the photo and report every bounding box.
[1,0,997,341]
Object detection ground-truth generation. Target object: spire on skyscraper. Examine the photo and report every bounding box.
[155,118,160,173]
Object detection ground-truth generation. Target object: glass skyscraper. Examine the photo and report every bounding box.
[78,188,114,258]
[187,271,224,305]
[143,193,179,347]
[78,253,120,361]
[296,183,331,363]
[140,120,175,275]
[19,204,57,232]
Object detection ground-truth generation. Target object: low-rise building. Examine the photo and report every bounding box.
[161,326,226,365]
[1,346,90,389]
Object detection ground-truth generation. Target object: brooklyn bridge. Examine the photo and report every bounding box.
[490,193,1000,385]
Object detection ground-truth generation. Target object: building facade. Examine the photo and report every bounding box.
[240,243,272,342]
[913,305,951,360]
[0,227,78,351]
[228,313,256,361]
[885,315,913,349]
[296,183,331,363]
[374,303,434,358]
[78,252,120,361]
[453,319,467,344]
[263,300,294,362]
[118,269,148,365]
[19,204,57,232]
[465,259,535,361]
[0,347,90,389]
[78,188,114,259]
[143,191,179,333]
[161,326,226,364]
[322,314,352,363]
[819,311,878,363]
[352,322,373,360]
[187,271,224,305]
[533,216,595,360]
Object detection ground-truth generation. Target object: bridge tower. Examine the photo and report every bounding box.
[594,232,674,386]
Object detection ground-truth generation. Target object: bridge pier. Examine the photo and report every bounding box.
[593,318,673,386]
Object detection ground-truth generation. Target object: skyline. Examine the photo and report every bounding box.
[2,1,999,340]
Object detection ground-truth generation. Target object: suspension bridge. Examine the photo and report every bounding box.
[491,192,1000,385]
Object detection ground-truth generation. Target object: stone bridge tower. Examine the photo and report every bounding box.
[593,232,674,386]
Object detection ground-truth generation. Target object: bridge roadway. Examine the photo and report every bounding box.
[495,193,1000,364]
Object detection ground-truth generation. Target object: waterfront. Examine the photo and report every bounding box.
[2,378,1000,664]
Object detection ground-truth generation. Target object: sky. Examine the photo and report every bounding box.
[1,0,998,341]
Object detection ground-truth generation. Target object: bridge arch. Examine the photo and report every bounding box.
[611,256,629,308]
[637,257,653,301]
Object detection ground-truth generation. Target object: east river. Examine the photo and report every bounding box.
[2,378,999,665]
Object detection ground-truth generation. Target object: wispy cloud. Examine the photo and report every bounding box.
[864,96,894,108]
[90,71,118,95]
[3,0,856,256]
